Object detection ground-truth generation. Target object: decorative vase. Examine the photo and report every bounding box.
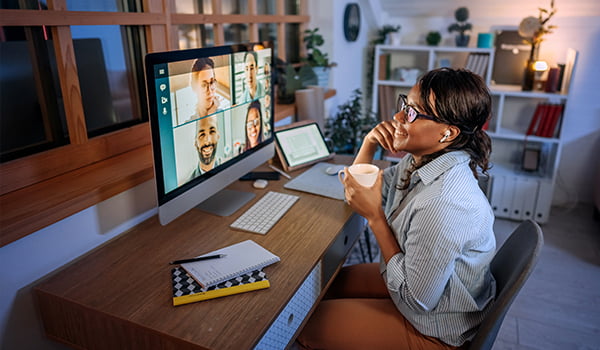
[313,66,329,87]
[522,60,536,91]
[455,34,470,47]
[387,32,402,46]
[521,44,539,91]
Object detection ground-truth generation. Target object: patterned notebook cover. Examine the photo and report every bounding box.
[171,267,269,306]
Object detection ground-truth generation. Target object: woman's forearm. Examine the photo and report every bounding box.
[368,215,402,263]
[353,139,379,165]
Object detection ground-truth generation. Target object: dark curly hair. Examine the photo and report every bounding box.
[400,68,492,190]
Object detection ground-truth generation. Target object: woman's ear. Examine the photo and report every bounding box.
[439,126,461,143]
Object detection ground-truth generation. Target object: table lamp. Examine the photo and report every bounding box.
[533,60,548,90]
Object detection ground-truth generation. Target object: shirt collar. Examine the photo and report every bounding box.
[414,151,470,185]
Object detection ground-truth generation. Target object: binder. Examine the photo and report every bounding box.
[509,177,539,220]
[521,178,539,220]
[499,175,516,219]
[509,177,527,220]
[171,268,270,306]
[533,180,554,223]
[490,175,506,217]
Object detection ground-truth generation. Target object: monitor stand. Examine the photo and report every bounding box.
[195,189,256,217]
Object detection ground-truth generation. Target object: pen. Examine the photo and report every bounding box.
[268,164,292,179]
[169,254,226,265]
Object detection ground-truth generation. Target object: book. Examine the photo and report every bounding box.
[171,267,269,306]
[526,103,545,136]
[535,104,552,137]
[544,67,560,93]
[465,53,489,78]
[378,85,396,120]
[544,104,564,138]
[538,104,560,138]
[378,53,391,80]
[180,240,280,288]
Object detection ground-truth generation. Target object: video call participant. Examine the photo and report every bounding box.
[297,68,497,350]
[244,100,263,151]
[263,61,271,95]
[241,51,264,102]
[190,57,227,120]
[189,115,221,179]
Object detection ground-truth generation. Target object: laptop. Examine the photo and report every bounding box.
[274,120,335,172]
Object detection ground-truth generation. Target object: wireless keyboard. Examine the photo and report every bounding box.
[230,191,299,234]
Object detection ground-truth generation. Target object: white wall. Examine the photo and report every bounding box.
[307,0,374,119]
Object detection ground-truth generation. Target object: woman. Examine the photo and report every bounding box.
[297,68,497,350]
[244,100,263,150]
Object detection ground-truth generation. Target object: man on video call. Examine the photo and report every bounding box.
[189,115,222,179]
[241,51,265,102]
[190,57,229,120]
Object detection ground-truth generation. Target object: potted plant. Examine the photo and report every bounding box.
[448,7,472,47]
[425,31,442,46]
[274,58,317,104]
[324,89,378,154]
[303,28,336,86]
[381,24,402,45]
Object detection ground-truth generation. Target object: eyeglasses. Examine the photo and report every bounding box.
[246,119,260,128]
[200,79,217,92]
[396,94,438,123]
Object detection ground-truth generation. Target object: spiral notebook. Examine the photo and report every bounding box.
[180,240,280,288]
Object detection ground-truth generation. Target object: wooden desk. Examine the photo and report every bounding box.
[35,156,365,350]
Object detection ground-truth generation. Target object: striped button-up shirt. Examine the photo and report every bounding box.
[379,151,496,346]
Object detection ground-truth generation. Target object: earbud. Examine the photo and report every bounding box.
[439,130,451,143]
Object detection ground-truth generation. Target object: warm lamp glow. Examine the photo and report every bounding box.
[533,60,549,72]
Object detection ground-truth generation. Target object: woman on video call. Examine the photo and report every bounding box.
[244,100,263,151]
[297,68,497,350]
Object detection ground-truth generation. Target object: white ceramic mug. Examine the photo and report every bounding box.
[338,163,379,187]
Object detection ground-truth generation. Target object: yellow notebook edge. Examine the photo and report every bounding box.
[172,280,270,306]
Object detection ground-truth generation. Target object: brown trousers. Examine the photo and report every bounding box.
[296,263,459,350]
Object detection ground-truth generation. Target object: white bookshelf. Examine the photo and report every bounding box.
[371,44,578,223]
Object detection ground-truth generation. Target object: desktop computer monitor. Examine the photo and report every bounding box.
[145,42,275,225]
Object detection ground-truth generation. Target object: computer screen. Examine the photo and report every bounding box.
[145,42,275,225]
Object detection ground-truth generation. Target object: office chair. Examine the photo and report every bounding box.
[468,219,544,350]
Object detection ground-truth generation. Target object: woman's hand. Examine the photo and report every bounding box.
[364,120,398,153]
[354,120,400,165]
[340,168,386,223]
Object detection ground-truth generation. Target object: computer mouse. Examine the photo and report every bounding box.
[253,179,269,189]
[325,165,344,175]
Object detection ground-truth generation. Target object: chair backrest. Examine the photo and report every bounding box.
[468,219,544,350]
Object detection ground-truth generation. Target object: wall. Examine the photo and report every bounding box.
[307,0,374,119]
